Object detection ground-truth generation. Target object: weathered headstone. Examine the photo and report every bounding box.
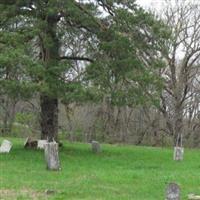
[0,140,12,153]
[37,140,47,149]
[166,183,180,200]
[24,137,38,149]
[91,141,101,153]
[24,137,30,147]
[188,194,200,200]
[44,142,60,170]
[173,147,184,161]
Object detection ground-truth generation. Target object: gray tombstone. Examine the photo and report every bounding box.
[0,140,12,153]
[91,141,101,153]
[173,147,184,161]
[166,183,180,200]
[44,142,60,170]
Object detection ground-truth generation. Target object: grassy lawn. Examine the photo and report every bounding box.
[0,137,199,200]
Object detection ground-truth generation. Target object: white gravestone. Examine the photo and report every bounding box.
[0,140,12,153]
[37,140,47,149]
[188,194,200,200]
[173,147,184,161]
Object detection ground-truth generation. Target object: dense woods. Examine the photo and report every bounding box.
[0,0,200,147]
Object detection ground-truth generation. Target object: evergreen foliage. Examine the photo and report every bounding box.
[0,0,169,139]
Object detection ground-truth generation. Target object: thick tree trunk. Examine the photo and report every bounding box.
[40,95,58,142]
[173,102,184,160]
[39,13,60,142]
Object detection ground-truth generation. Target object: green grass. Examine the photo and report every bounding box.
[0,137,200,199]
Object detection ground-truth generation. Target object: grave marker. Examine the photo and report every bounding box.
[174,147,184,161]
[44,142,60,170]
[91,141,101,153]
[166,183,180,200]
[38,140,47,149]
[0,140,12,153]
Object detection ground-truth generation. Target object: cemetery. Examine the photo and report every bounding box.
[0,0,200,199]
[0,137,200,199]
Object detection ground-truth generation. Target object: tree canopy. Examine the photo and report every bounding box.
[0,0,169,140]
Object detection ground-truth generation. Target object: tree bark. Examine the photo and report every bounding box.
[39,13,60,142]
[40,95,58,141]
[173,100,183,146]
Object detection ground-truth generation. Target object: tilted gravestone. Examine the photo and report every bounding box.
[173,147,184,161]
[188,194,200,200]
[24,137,38,149]
[44,142,60,170]
[91,141,101,153]
[166,183,180,200]
[0,140,12,153]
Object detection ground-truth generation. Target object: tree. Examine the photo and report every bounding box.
[0,0,169,141]
[157,0,200,145]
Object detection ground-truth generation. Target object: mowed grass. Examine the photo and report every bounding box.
[0,138,200,200]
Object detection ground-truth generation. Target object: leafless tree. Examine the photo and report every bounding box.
[157,0,200,145]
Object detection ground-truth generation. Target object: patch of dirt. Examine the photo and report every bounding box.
[0,188,49,200]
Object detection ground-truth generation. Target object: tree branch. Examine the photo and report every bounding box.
[59,56,94,63]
